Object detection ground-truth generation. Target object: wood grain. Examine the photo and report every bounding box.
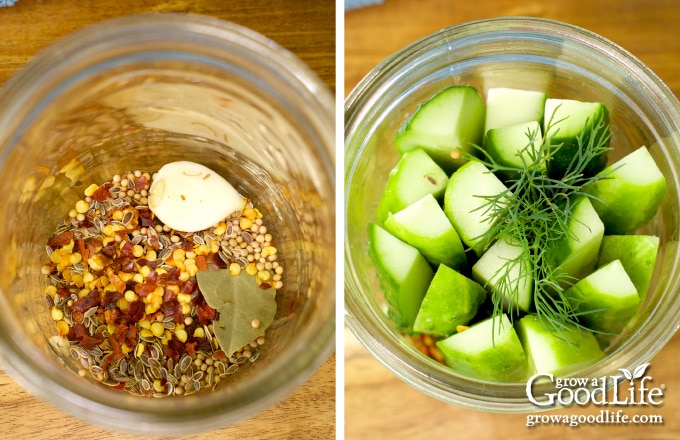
[0,0,335,92]
[345,1,680,439]
[0,1,335,439]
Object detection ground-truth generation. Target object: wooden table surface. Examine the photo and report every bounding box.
[0,1,335,439]
[345,1,680,439]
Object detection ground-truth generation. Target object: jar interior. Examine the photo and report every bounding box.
[0,55,334,426]
[345,22,680,410]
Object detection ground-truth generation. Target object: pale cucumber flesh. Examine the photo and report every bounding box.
[484,87,547,133]
[443,160,510,256]
[472,236,533,313]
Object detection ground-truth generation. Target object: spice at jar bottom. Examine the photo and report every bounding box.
[42,169,283,397]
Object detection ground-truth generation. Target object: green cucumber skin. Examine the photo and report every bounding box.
[396,86,485,171]
[436,315,528,382]
[376,148,449,225]
[544,99,610,178]
[413,264,486,337]
[584,146,666,234]
[516,315,604,376]
[597,235,659,298]
[384,194,467,270]
[368,223,434,331]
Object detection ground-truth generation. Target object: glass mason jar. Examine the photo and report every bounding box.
[0,14,335,434]
[345,17,680,412]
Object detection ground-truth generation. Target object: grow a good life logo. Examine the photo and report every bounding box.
[526,363,666,408]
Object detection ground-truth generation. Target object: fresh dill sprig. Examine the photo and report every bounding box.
[468,106,613,338]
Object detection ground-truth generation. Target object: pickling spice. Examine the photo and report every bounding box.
[43,168,283,397]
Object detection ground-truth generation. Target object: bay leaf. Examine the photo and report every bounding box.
[196,268,277,357]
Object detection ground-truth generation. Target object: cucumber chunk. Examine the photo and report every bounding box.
[396,86,485,171]
[443,160,511,256]
[472,236,533,313]
[376,148,449,224]
[584,146,666,234]
[544,98,610,178]
[516,315,604,376]
[484,87,547,133]
[547,196,604,284]
[436,314,528,382]
[597,235,659,298]
[413,264,486,337]
[384,194,467,270]
[484,120,544,176]
[368,223,434,331]
[564,259,640,335]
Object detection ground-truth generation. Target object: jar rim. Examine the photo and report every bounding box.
[0,13,335,434]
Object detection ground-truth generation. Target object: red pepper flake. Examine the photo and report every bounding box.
[108,335,122,355]
[212,350,227,362]
[73,323,104,350]
[121,300,144,323]
[72,310,84,325]
[207,252,227,269]
[125,325,137,344]
[133,175,148,191]
[165,339,186,361]
[100,351,123,372]
[147,234,160,250]
[181,280,197,296]
[80,334,104,350]
[112,325,128,343]
[137,207,155,228]
[77,238,89,262]
[137,281,158,297]
[259,282,272,290]
[102,290,124,308]
[72,289,101,313]
[120,241,134,257]
[185,341,197,357]
[91,183,113,202]
[47,231,74,248]
[196,303,217,324]
[196,255,208,271]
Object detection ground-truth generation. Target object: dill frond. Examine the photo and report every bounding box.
[467,106,613,339]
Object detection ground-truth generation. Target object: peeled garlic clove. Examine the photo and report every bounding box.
[148,161,245,232]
